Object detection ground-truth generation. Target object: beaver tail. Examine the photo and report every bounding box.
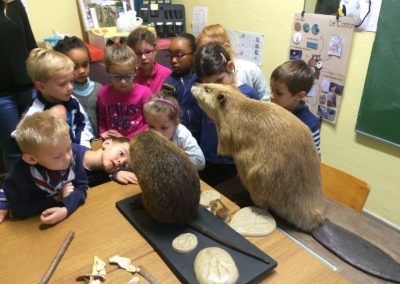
[311,220,400,283]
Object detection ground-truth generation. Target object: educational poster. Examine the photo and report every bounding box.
[228,30,264,67]
[289,13,356,123]
[78,0,135,31]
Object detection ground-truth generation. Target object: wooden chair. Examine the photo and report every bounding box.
[320,163,370,212]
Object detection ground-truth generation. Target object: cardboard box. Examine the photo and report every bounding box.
[88,27,130,50]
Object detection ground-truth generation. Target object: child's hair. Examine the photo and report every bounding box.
[53,36,91,60]
[270,60,315,95]
[104,43,137,71]
[194,42,232,79]
[143,90,180,123]
[126,27,157,49]
[176,33,197,54]
[26,48,74,82]
[15,111,70,155]
[196,24,232,54]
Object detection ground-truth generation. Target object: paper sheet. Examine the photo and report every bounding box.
[192,6,208,37]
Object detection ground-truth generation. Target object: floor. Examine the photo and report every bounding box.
[215,177,400,284]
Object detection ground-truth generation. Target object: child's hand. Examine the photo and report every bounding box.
[100,129,124,139]
[60,182,74,198]
[0,209,8,223]
[40,207,68,224]
[115,171,138,185]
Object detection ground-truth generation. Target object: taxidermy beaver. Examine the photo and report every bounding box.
[191,83,400,283]
[129,130,200,224]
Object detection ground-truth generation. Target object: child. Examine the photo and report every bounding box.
[270,60,321,154]
[143,92,205,170]
[54,36,102,136]
[194,42,259,186]
[126,27,172,93]
[196,24,270,102]
[24,48,94,148]
[97,43,152,140]
[84,136,138,187]
[163,33,202,142]
[1,111,87,225]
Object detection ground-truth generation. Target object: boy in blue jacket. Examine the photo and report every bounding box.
[0,111,88,224]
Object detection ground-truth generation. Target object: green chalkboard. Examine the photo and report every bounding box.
[355,0,400,147]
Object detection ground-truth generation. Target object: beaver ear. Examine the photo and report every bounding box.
[217,93,226,106]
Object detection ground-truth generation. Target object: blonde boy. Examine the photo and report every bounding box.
[25,48,94,147]
[1,111,88,224]
[270,60,321,153]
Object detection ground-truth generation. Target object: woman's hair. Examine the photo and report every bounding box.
[126,27,157,49]
[176,33,197,54]
[26,48,74,82]
[196,24,233,54]
[53,36,91,61]
[143,86,180,123]
[15,110,70,155]
[104,43,137,71]
[270,60,315,94]
[194,42,232,79]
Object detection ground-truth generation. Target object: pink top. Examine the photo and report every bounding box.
[135,63,172,93]
[97,84,152,139]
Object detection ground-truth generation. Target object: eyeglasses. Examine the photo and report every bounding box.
[166,52,194,60]
[109,73,135,81]
[135,49,155,58]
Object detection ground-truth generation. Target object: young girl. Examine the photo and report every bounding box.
[196,24,270,101]
[126,27,171,93]
[143,91,205,171]
[54,36,102,136]
[194,42,259,186]
[163,33,202,142]
[97,43,152,140]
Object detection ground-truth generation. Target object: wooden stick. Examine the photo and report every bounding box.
[39,230,75,284]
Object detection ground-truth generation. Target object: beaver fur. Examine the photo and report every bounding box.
[129,130,201,224]
[191,83,324,232]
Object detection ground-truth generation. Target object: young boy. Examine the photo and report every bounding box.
[270,60,321,154]
[24,48,94,147]
[84,137,138,187]
[0,111,88,225]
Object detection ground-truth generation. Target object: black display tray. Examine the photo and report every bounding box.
[116,194,277,283]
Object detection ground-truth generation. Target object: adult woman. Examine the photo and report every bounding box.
[0,0,37,171]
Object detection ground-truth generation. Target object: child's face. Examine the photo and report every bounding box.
[101,140,130,173]
[270,79,302,111]
[33,140,73,171]
[108,64,136,93]
[145,112,177,140]
[200,71,235,85]
[66,48,90,84]
[169,38,194,75]
[133,41,157,74]
[37,68,74,103]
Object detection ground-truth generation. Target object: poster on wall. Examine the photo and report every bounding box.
[228,30,264,67]
[289,13,356,123]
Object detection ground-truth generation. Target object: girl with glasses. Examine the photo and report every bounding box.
[97,43,152,140]
[163,33,202,143]
[126,27,171,93]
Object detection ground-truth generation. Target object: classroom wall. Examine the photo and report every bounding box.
[26,0,400,228]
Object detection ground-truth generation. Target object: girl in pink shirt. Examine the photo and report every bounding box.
[97,43,152,140]
[127,27,172,93]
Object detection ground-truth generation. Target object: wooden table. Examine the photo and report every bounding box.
[0,181,348,283]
